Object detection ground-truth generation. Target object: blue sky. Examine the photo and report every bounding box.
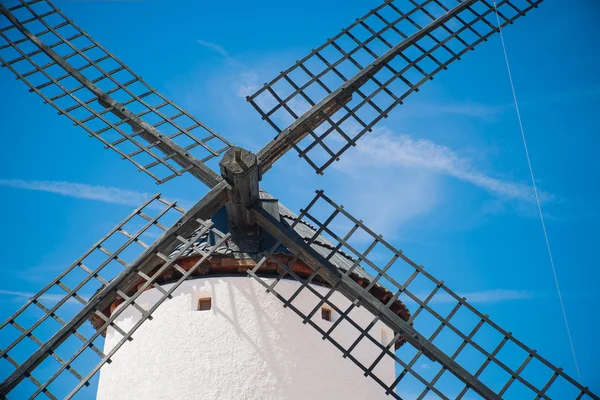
[0,0,599,397]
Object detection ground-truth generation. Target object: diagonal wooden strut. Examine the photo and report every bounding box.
[0,181,229,397]
[250,204,500,400]
[255,0,478,175]
[0,3,223,189]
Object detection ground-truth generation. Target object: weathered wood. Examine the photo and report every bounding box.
[256,92,352,176]
[219,147,261,252]
[219,147,260,227]
[251,204,500,400]
[0,181,229,397]
[0,3,223,189]
[255,0,477,175]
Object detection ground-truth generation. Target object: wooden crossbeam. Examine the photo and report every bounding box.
[250,203,500,400]
[0,181,229,397]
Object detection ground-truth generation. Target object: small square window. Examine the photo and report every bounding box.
[321,307,332,321]
[197,298,211,311]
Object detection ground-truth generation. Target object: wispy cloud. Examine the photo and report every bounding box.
[335,128,549,203]
[402,101,505,121]
[330,166,440,238]
[0,179,193,209]
[196,39,230,59]
[170,48,291,151]
[0,179,153,207]
[196,38,249,72]
[407,289,535,305]
[235,70,260,99]
[0,289,85,304]
[1,264,66,284]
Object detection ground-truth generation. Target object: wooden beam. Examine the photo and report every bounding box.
[256,92,352,176]
[251,204,500,400]
[219,147,261,252]
[0,181,230,397]
[219,147,260,228]
[255,0,477,175]
[0,3,223,189]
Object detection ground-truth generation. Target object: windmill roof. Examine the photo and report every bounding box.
[175,191,374,282]
[91,193,411,348]
[170,191,412,332]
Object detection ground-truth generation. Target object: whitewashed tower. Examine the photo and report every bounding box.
[93,201,411,400]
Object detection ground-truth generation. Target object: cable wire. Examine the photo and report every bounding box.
[493,2,582,382]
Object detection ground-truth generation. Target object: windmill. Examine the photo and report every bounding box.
[0,0,596,398]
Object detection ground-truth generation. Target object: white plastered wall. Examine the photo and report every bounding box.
[96,276,396,400]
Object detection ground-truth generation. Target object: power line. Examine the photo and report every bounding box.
[493,2,582,382]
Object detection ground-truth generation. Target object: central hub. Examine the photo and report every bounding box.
[219,147,257,177]
[219,147,261,251]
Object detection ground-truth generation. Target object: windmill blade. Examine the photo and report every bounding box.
[251,0,541,175]
[0,0,232,187]
[0,182,230,399]
[249,191,598,400]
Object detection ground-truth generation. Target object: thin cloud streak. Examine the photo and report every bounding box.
[0,179,153,207]
[403,101,505,121]
[0,179,194,210]
[196,39,248,71]
[405,289,535,305]
[196,39,230,58]
[0,289,85,304]
[335,128,551,203]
